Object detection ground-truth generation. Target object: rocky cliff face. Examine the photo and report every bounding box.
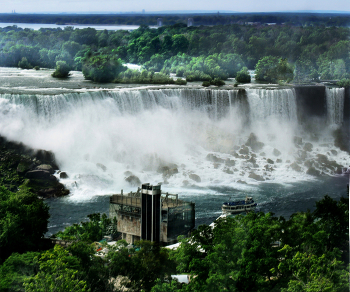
[0,136,69,198]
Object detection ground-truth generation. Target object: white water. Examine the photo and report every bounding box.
[326,87,345,126]
[0,88,348,201]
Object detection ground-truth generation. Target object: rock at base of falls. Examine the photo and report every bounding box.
[239,145,250,155]
[248,172,265,181]
[206,153,224,163]
[290,162,302,172]
[306,167,321,176]
[125,175,141,187]
[157,164,179,178]
[36,164,55,174]
[60,172,68,179]
[266,158,274,164]
[303,142,313,152]
[245,133,265,152]
[189,173,201,183]
[273,148,281,156]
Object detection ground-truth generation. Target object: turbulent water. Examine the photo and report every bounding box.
[0,87,348,234]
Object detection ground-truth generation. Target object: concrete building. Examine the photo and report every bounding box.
[109,183,195,245]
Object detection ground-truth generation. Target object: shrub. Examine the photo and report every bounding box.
[211,78,225,86]
[34,66,40,70]
[82,54,125,83]
[176,67,186,77]
[337,78,350,88]
[175,78,187,85]
[18,57,33,69]
[51,61,70,78]
[236,67,251,83]
[202,81,211,87]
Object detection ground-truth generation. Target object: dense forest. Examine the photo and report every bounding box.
[0,184,349,292]
[0,12,350,27]
[0,21,349,84]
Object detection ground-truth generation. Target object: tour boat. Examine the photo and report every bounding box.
[222,196,257,214]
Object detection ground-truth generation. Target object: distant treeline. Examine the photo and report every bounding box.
[0,12,350,27]
[0,22,349,84]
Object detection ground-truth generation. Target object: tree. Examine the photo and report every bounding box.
[0,186,50,261]
[54,213,117,242]
[0,252,40,291]
[51,60,70,78]
[18,57,33,69]
[82,54,126,82]
[255,56,293,83]
[277,245,349,292]
[236,67,251,83]
[23,245,90,292]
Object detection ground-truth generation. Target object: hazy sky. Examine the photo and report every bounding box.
[2,0,350,13]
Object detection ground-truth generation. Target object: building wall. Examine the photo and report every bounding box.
[117,214,141,237]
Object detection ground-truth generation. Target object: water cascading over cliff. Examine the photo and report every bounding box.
[0,88,348,200]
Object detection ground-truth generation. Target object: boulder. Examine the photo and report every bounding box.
[189,173,201,183]
[223,168,233,174]
[248,172,265,181]
[273,148,281,156]
[25,170,53,180]
[237,180,247,184]
[157,165,179,178]
[36,164,55,174]
[266,158,274,164]
[239,145,250,155]
[290,162,302,172]
[303,143,313,152]
[125,175,141,187]
[245,133,264,152]
[225,159,235,167]
[306,167,321,176]
[206,153,224,163]
[297,150,308,161]
[60,172,68,179]
[276,159,282,163]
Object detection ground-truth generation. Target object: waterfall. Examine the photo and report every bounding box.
[245,88,297,123]
[326,87,345,126]
[0,87,348,199]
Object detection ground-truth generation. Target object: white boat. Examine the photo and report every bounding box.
[222,196,257,214]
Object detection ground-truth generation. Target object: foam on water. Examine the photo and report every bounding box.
[0,88,348,202]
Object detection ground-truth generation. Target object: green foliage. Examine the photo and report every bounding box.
[0,252,40,291]
[82,54,126,82]
[337,78,350,88]
[210,78,225,86]
[255,56,294,83]
[23,245,90,292]
[107,240,176,292]
[116,69,176,84]
[34,66,40,70]
[51,61,70,78]
[278,246,349,292]
[174,78,187,85]
[0,186,50,261]
[235,67,251,83]
[202,81,211,87]
[54,213,117,242]
[18,57,33,69]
